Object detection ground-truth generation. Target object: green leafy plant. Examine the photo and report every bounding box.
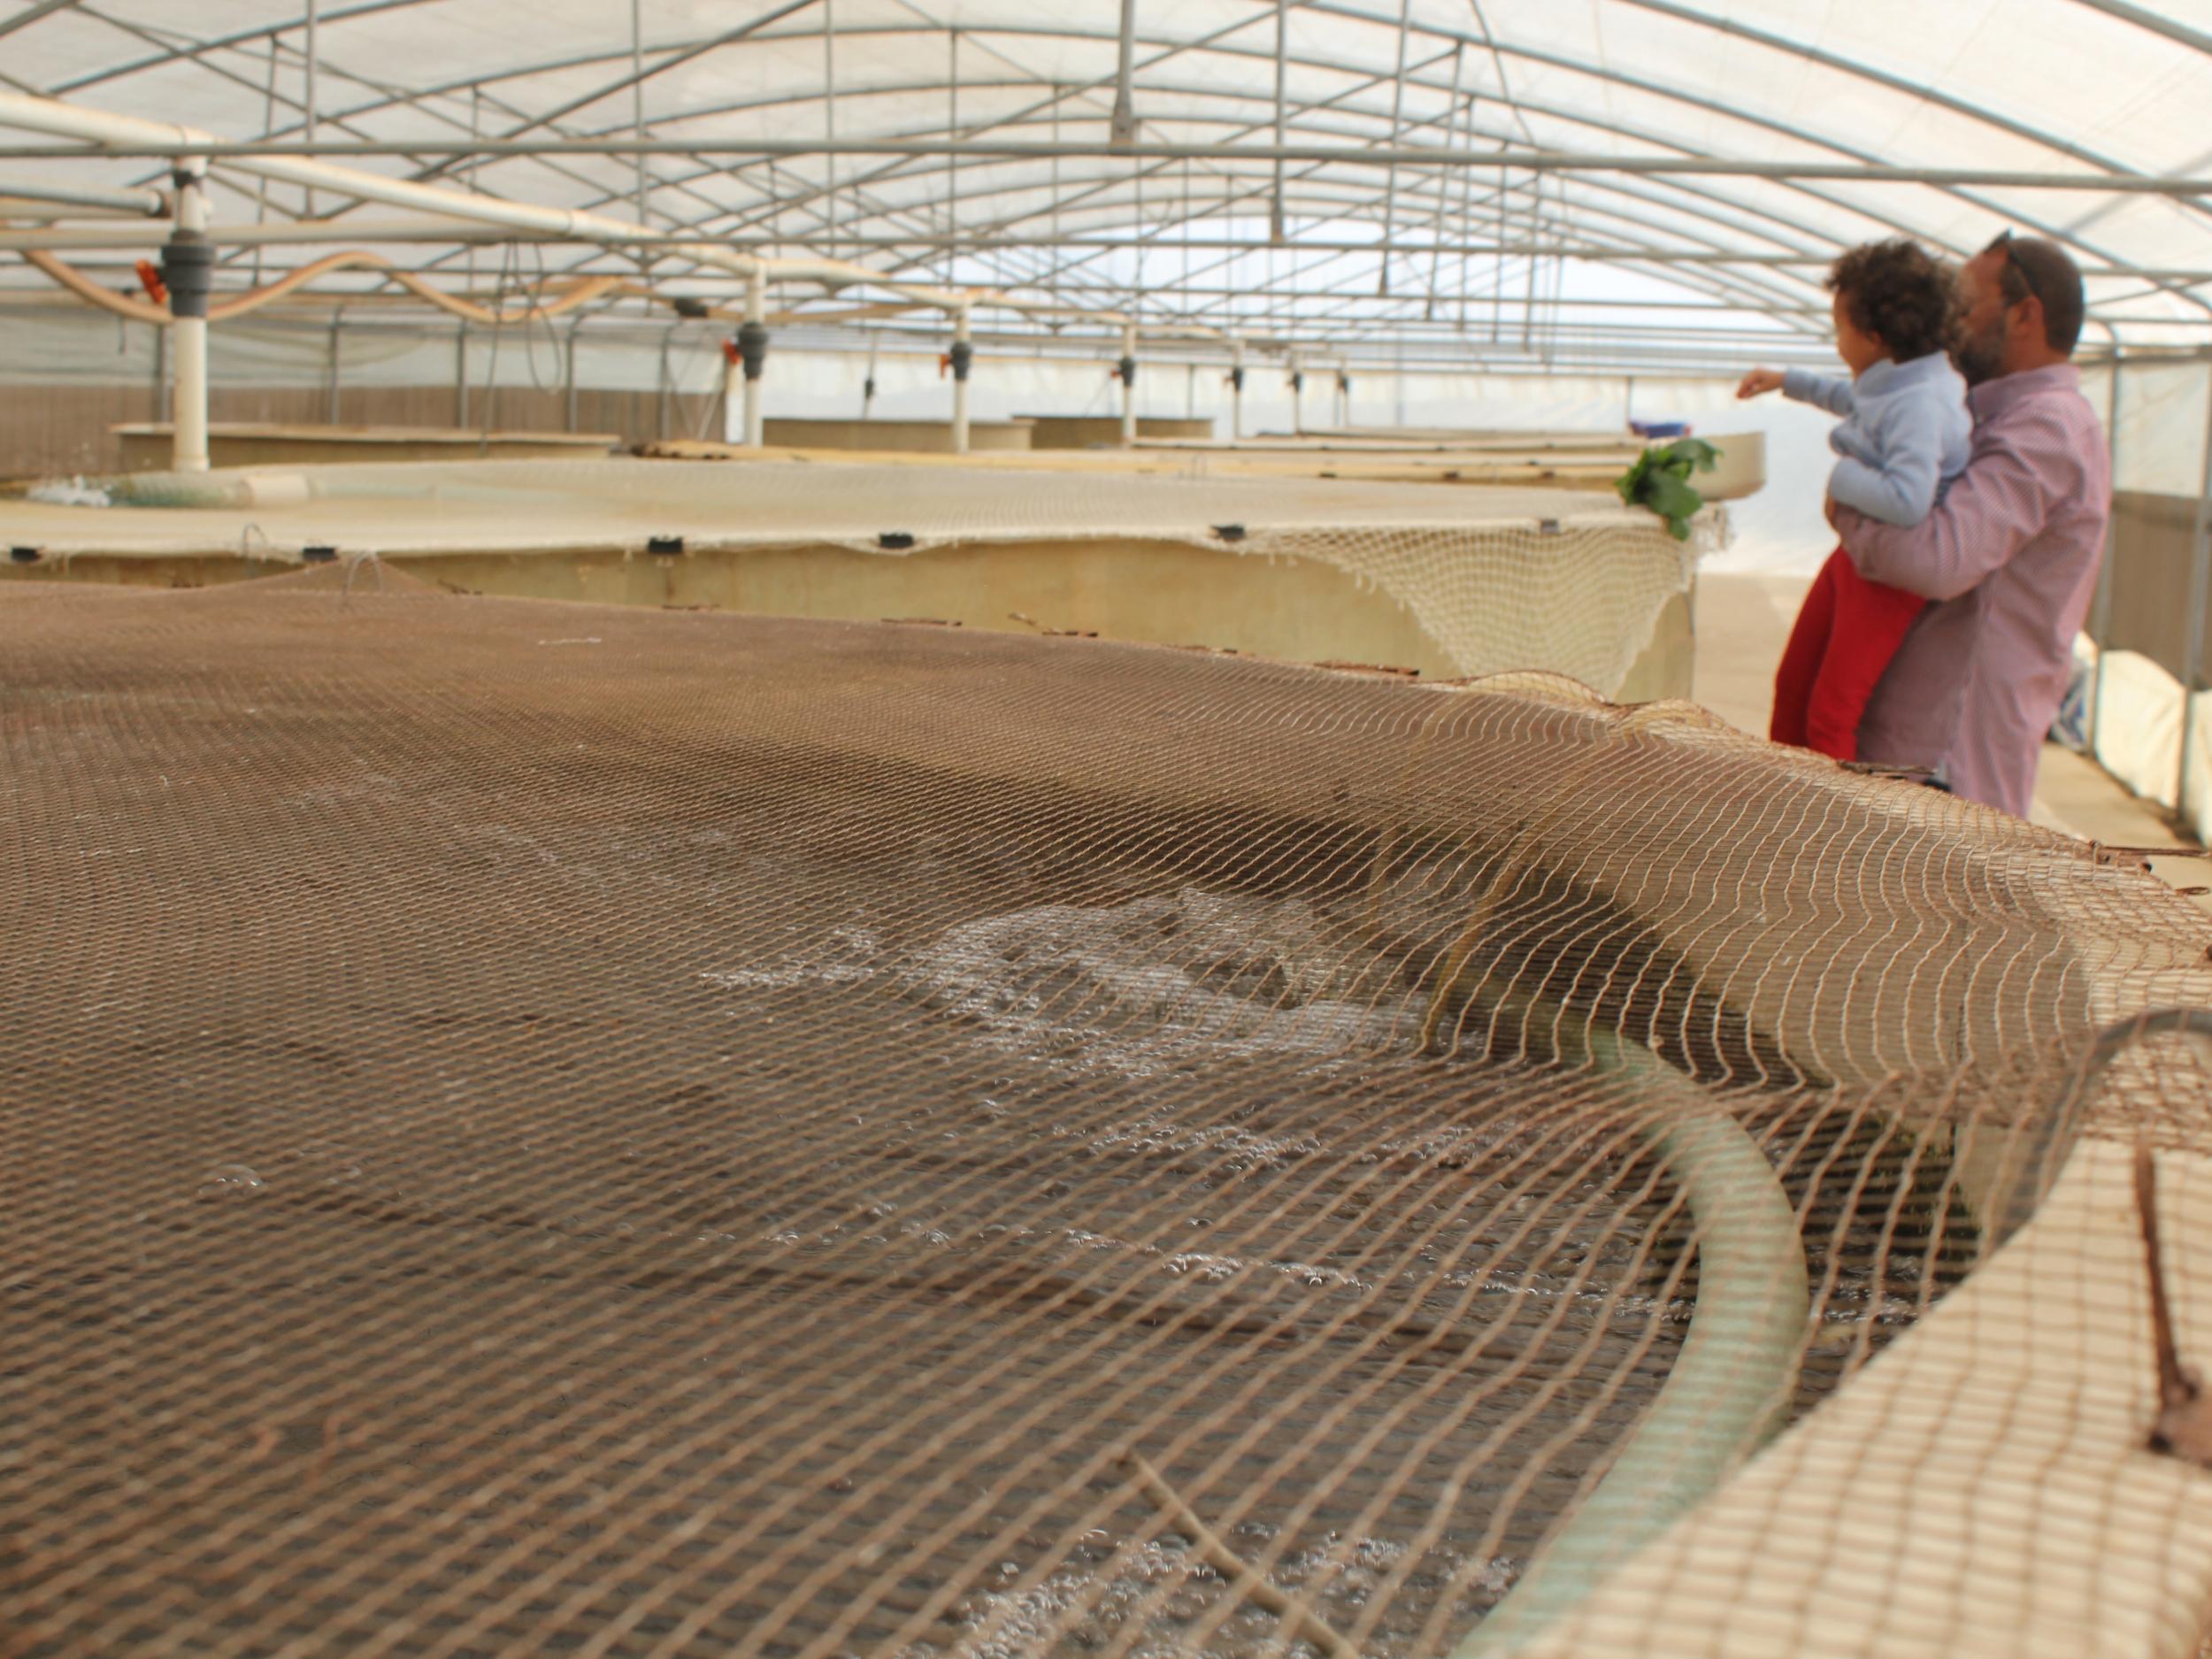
[1615,438,1722,541]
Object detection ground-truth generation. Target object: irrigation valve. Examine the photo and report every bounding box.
[134,259,167,306]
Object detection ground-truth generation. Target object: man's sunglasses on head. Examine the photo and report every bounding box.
[1993,231,2048,310]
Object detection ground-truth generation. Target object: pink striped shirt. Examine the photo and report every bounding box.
[1834,362,2110,818]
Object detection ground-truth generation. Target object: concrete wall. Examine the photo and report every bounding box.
[1024,416,1217,448]
[3,534,1695,703]
[758,417,1033,453]
[2,383,719,480]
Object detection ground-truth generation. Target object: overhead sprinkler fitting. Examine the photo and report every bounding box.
[1228,337,1247,441]
[735,323,770,380]
[949,304,974,455]
[726,265,771,448]
[1118,322,1140,447]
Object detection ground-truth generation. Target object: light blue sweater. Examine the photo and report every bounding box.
[1783,353,1972,527]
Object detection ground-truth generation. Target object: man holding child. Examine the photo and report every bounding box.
[1740,234,2109,819]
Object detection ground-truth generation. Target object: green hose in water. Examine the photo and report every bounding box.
[1449,1007,2212,1655]
[1448,1006,1810,1658]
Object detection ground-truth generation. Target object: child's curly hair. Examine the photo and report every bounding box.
[1827,239,1957,362]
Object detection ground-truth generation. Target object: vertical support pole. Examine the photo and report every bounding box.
[1491,165,1505,342]
[1182,157,1192,301]
[1270,0,1287,245]
[465,84,481,295]
[164,161,212,473]
[151,314,167,432]
[949,304,974,454]
[740,265,768,449]
[1375,0,1410,297]
[455,321,470,427]
[251,40,280,287]
[1185,360,1195,420]
[945,28,958,289]
[1427,44,1464,320]
[2089,342,2119,766]
[1288,348,1303,436]
[721,336,744,446]
[1049,88,1062,305]
[1523,175,1540,349]
[1118,322,1138,447]
[822,0,837,260]
[303,0,319,219]
[565,319,580,433]
[631,0,649,226]
[2177,365,2212,822]
[326,307,343,424]
[656,323,673,442]
[1229,334,1245,441]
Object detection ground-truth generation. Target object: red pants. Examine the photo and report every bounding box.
[1770,547,1924,762]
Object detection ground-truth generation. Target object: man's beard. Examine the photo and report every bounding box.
[1953,314,2006,386]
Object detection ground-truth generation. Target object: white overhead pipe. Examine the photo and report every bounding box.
[0,90,1213,342]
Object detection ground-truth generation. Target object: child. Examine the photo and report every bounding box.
[1739,239,1971,762]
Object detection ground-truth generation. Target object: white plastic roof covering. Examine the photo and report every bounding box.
[2,0,2210,363]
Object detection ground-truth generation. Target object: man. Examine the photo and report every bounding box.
[1830,234,2110,818]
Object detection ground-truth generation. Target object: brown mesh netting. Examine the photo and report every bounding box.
[4,570,2209,1658]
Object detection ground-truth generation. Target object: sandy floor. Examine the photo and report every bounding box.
[1694,571,2208,906]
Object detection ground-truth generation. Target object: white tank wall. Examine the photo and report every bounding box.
[0,303,1888,574]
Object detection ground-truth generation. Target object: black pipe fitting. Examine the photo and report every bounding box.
[1118,355,1137,389]
[1227,366,1245,393]
[948,340,974,382]
[736,320,770,381]
[159,232,216,320]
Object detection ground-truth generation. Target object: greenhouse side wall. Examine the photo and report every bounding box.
[2081,353,2212,841]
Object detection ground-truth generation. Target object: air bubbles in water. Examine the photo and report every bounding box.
[198,1165,264,1200]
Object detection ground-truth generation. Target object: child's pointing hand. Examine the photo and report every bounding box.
[1737,368,1786,399]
